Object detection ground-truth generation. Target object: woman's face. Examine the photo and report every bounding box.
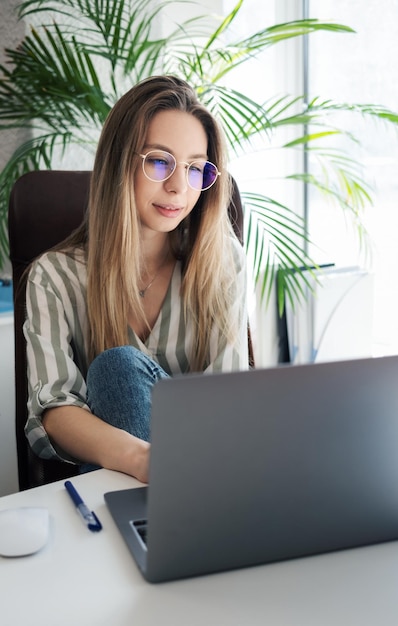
[134,109,208,235]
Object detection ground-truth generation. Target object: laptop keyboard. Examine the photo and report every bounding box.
[130,519,148,547]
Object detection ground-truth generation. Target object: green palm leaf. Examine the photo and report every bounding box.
[1,0,398,314]
[243,193,317,314]
[0,130,73,261]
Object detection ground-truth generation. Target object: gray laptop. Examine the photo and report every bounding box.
[104,355,398,583]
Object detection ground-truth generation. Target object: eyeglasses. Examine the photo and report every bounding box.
[139,150,221,191]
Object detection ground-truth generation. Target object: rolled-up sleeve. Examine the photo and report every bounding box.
[24,251,90,462]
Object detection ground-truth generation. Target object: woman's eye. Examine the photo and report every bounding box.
[150,158,168,166]
[189,164,204,173]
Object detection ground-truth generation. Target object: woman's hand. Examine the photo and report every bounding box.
[126,439,151,483]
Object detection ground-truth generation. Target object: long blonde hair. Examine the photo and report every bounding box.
[68,76,240,370]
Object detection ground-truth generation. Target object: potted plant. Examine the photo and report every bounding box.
[1,0,398,312]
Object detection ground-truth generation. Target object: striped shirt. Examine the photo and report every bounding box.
[24,240,249,462]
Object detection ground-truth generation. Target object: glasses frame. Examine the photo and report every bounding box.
[138,150,221,191]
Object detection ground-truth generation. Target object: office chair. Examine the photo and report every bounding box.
[8,169,253,491]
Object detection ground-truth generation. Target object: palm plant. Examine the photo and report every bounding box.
[1,0,398,312]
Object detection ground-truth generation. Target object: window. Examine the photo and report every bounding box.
[307,0,398,356]
[226,0,398,360]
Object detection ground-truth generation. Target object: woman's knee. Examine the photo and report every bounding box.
[85,346,168,441]
[87,345,167,386]
[87,346,142,383]
[86,346,148,411]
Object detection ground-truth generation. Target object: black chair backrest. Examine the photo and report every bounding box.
[8,170,252,490]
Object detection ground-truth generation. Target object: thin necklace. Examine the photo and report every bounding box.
[138,250,169,298]
[139,273,159,298]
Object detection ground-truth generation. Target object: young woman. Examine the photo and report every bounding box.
[24,75,249,483]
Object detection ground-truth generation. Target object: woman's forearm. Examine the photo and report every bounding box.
[43,406,150,483]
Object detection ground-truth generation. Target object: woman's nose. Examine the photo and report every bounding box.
[164,164,188,193]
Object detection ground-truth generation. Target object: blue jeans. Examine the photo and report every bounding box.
[80,346,169,473]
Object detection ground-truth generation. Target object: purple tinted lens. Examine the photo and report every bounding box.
[202,162,218,189]
[145,153,174,180]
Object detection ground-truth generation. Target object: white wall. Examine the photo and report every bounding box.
[0,1,24,493]
[0,314,18,495]
[0,1,29,280]
[0,1,29,176]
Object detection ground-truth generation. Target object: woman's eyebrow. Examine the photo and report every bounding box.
[143,143,208,160]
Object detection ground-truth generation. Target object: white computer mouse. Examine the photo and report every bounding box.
[0,507,50,557]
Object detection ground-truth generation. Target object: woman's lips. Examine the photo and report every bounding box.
[154,203,183,218]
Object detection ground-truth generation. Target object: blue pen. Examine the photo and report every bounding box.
[64,480,102,532]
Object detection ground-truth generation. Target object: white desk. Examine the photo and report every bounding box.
[1,469,398,626]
